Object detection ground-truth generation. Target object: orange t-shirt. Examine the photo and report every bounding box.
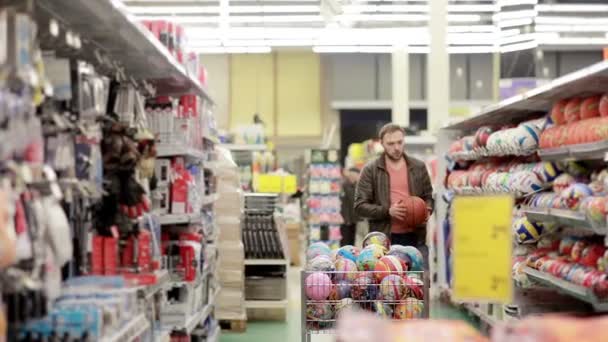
[388,161,411,233]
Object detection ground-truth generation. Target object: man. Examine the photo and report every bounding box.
[354,123,434,265]
[340,167,360,246]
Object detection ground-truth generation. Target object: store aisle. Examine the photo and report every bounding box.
[221,267,478,341]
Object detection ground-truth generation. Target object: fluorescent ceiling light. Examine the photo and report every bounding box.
[536,16,608,25]
[500,32,536,45]
[448,46,495,53]
[539,37,608,46]
[535,24,608,33]
[229,15,323,23]
[229,5,320,13]
[497,0,538,7]
[312,45,396,53]
[448,25,496,33]
[336,13,481,22]
[497,18,533,28]
[500,40,537,53]
[536,4,608,13]
[500,28,521,37]
[341,4,495,13]
[493,10,537,21]
[128,6,218,14]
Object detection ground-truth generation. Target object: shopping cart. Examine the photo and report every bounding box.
[301,270,430,342]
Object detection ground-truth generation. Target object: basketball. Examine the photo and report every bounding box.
[564,98,582,123]
[581,95,601,119]
[600,94,608,117]
[374,255,405,282]
[551,99,568,125]
[399,196,429,227]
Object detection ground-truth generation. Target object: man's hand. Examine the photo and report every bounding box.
[389,202,407,220]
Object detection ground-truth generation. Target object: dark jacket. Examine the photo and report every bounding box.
[354,153,434,240]
[341,179,358,225]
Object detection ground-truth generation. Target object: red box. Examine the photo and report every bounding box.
[121,230,152,272]
[104,236,118,275]
[91,235,105,275]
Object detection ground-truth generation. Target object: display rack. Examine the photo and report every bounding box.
[437,59,608,326]
[524,267,608,312]
[102,314,150,342]
[35,0,213,101]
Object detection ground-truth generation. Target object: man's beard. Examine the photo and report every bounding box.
[386,151,403,161]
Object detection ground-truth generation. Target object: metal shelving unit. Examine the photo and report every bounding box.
[538,140,608,162]
[36,0,213,101]
[244,259,289,266]
[522,206,608,235]
[524,267,608,312]
[157,212,202,225]
[157,144,206,159]
[136,270,171,300]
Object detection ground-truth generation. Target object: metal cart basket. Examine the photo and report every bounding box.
[301,270,430,342]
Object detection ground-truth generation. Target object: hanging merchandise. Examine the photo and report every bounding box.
[307,149,343,249]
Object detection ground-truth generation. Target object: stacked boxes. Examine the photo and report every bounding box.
[215,148,247,322]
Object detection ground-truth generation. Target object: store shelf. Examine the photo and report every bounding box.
[446,60,608,130]
[155,330,171,342]
[245,299,289,309]
[522,206,607,235]
[102,314,149,342]
[36,0,213,101]
[168,304,213,334]
[244,259,289,266]
[524,267,608,311]
[157,212,202,225]
[220,144,267,151]
[157,144,205,159]
[538,140,608,162]
[136,270,171,300]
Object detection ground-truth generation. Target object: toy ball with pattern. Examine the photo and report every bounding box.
[388,245,413,269]
[307,242,332,260]
[373,302,394,318]
[581,245,607,268]
[561,183,593,210]
[559,237,580,256]
[571,240,588,262]
[403,275,425,300]
[379,274,406,301]
[330,281,353,300]
[306,302,334,328]
[540,162,562,183]
[516,124,541,150]
[374,255,406,282]
[305,272,333,300]
[513,171,543,194]
[402,246,425,271]
[334,258,358,282]
[362,232,391,250]
[475,126,493,147]
[514,217,544,244]
[564,98,582,123]
[585,197,608,227]
[599,93,608,117]
[357,245,386,271]
[336,245,359,263]
[394,298,424,319]
[350,273,378,300]
[553,173,576,193]
[463,136,476,151]
[581,95,602,119]
[551,99,568,125]
[307,255,336,273]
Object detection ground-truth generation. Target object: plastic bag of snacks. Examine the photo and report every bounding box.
[492,315,608,342]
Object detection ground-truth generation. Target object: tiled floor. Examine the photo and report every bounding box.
[220,267,478,342]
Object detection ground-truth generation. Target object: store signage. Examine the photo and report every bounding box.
[451,195,514,303]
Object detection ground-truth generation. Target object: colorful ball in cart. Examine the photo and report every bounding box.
[305,272,333,300]
[374,255,406,282]
[585,196,608,227]
[514,217,544,244]
[351,273,378,301]
[379,274,406,301]
[334,258,358,282]
[394,298,424,319]
[357,245,387,271]
[330,281,353,300]
[403,275,425,300]
[306,302,334,329]
[373,301,394,318]
[307,242,332,261]
[336,245,359,263]
[362,232,391,250]
[307,255,336,273]
[388,245,424,271]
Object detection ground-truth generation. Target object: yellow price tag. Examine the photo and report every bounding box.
[283,175,298,194]
[256,174,283,193]
[452,195,513,303]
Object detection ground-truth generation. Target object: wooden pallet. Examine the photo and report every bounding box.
[219,319,247,333]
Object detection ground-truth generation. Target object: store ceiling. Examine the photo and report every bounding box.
[121,0,608,53]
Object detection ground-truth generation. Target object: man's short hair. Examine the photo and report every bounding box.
[379,123,405,140]
[348,167,360,174]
